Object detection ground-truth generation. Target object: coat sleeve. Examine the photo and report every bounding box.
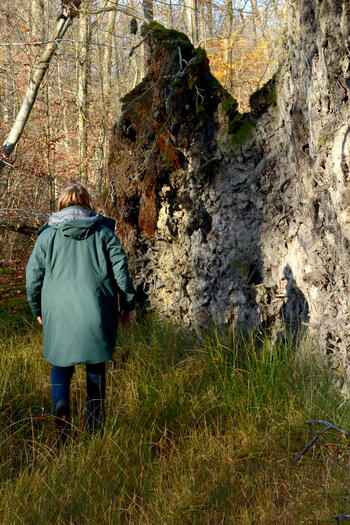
[104,230,136,312]
[26,233,47,317]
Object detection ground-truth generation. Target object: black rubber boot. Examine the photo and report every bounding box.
[54,401,71,446]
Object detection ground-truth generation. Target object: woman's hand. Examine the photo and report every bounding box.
[37,316,43,326]
[120,311,131,325]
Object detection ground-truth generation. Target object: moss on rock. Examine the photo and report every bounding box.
[144,22,192,53]
[317,133,332,148]
[120,81,147,110]
[249,75,278,114]
[231,259,251,283]
[229,115,256,153]
[223,95,239,121]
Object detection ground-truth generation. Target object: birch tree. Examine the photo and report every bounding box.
[0,2,80,171]
[184,0,199,45]
[31,0,44,40]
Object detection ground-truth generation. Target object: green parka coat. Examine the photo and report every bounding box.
[26,205,136,367]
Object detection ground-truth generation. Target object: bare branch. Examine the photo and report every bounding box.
[294,420,350,464]
[333,516,350,524]
[306,420,350,437]
[84,6,148,23]
[129,35,149,57]
[0,39,130,49]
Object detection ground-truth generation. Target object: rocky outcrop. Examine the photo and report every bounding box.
[107,23,262,329]
[107,2,350,388]
[256,0,350,386]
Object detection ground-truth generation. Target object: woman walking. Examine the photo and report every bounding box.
[26,183,136,440]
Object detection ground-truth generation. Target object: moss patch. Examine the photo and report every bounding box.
[191,46,207,70]
[98,188,109,205]
[223,95,239,119]
[250,76,278,114]
[229,115,256,153]
[120,81,147,111]
[145,22,192,53]
[231,259,251,283]
[317,133,332,148]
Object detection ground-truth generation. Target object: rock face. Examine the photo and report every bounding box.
[107,3,350,387]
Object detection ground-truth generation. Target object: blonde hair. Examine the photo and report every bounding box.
[57,183,95,211]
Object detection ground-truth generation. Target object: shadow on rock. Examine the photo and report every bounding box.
[278,264,309,348]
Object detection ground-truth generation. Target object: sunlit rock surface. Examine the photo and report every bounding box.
[107,3,350,389]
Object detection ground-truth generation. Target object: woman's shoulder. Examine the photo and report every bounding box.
[95,223,117,239]
[36,223,56,242]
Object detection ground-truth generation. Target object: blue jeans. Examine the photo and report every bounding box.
[50,362,106,430]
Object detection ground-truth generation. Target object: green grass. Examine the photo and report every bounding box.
[1,302,350,523]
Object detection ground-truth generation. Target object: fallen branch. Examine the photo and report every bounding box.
[306,420,349,436]
[294,420,349,464]
[0,209,48,235]
[333,516,350,524]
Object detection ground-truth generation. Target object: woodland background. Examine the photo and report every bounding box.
[0,0,283,268]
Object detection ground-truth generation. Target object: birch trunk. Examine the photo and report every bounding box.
[184,0,198,45]
[198,0,206,44]
[1,7,74,167]
[31,0,44,39]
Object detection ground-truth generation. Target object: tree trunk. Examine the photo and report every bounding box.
[143,0,153,23]
[103,8,115,92]
[207,0,213,37]
[166,0,173,29]
[31,0,44,39]
[77,1,89,183]
[198,0,206,44]
[250,0,266,41]
[98,6,116,191]
[3,9,14,124]
[57,61,70,152]
[185,0,199,45]
[0,7,75,170]
[4,48,14,124]
[224,0,233,85]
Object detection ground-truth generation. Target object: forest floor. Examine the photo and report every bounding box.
[1,273,350,524]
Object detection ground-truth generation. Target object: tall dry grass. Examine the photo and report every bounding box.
[1,308,350,524]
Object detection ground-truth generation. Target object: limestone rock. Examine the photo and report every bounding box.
[107,6,350,390]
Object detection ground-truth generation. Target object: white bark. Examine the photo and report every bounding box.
[199,0,206,44]
[184,0,198,45]
[2,8,73,158]
[103,8,115,92]
[31,0,44,39]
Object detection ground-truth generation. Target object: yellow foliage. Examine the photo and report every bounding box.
[207,36,281,112]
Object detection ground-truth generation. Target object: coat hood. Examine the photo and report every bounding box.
[37,206,116,240]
